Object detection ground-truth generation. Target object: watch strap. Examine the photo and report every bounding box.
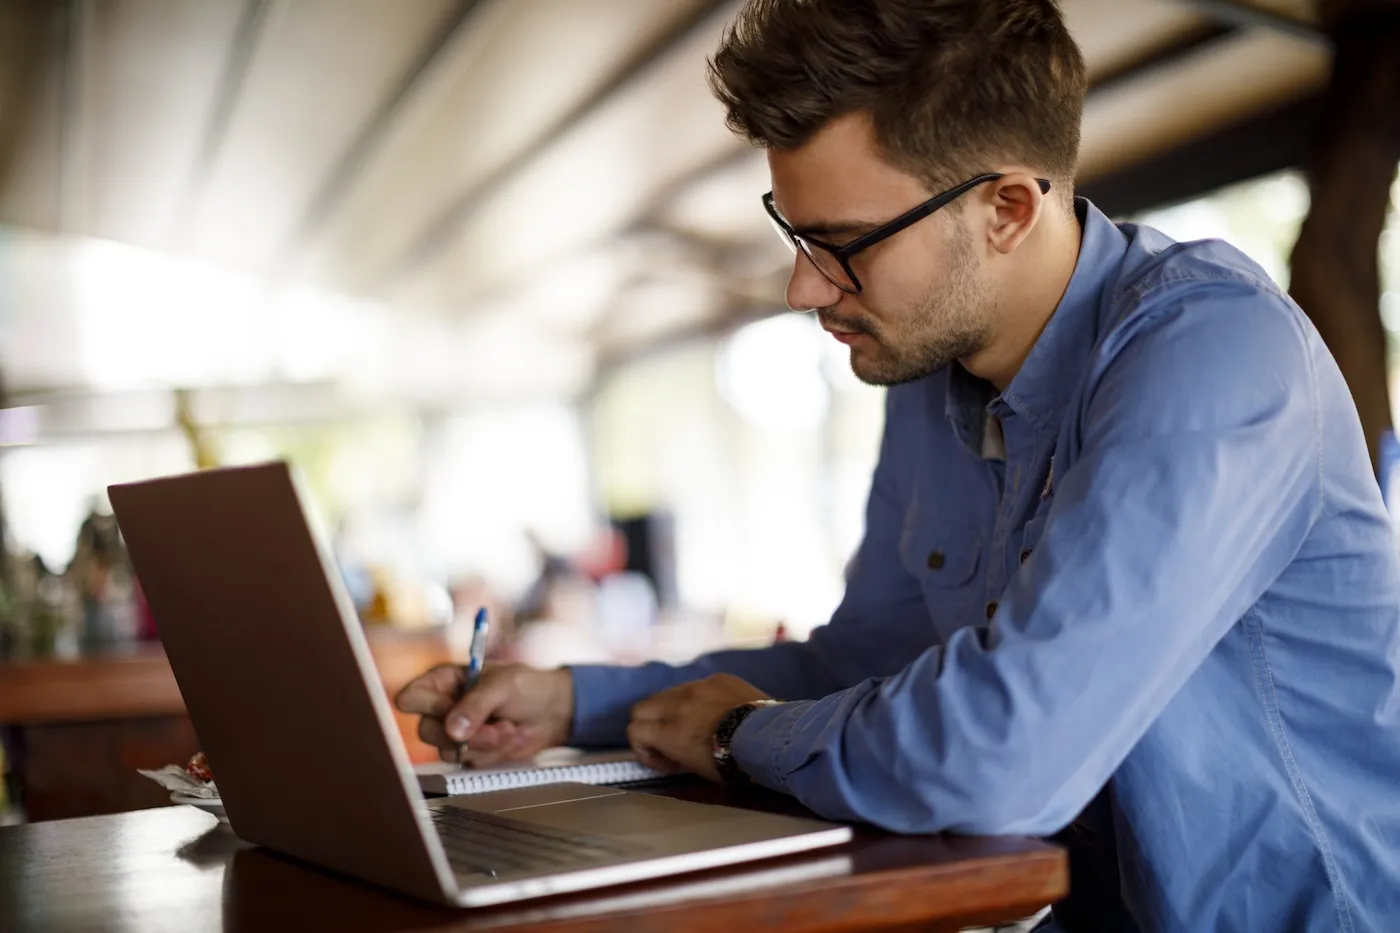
[713,699,781,786]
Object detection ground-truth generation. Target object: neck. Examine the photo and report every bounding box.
[962,202,1083,392]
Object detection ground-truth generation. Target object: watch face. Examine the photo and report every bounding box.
[717,703,750,746]
[712,731,729,760]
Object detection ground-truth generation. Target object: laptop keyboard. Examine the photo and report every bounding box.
[428,805,645,879]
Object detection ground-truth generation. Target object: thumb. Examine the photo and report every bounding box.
[445,673,512,743]
[394,664,464,718]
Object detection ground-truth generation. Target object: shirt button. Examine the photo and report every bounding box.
[927,550,945,570]
[1020,548,1033,564]
[985,601,998,620]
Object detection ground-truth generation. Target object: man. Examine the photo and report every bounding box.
[397,1,1400,929]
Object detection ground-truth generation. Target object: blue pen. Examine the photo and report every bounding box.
[464,607,489,691]
[456,608,490,756]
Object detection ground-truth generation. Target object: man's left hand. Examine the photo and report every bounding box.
[627,674,772,782]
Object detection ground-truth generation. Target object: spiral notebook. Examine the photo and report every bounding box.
[414,748,667,796]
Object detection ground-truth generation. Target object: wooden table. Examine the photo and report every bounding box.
[0,630,456,821]
[0,780,1066,933]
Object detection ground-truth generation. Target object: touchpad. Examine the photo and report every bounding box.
[508,792,721,837]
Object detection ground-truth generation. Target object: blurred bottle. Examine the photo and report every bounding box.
[31,574,65,658]
[1,554,43,660]
[362,566,392,626]
[103,563,138,644]
[0,575,14,661]
[66,505,136,653]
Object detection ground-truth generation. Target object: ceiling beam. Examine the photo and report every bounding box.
[1086,21,1240,95]
[58,0,93,235]
[273,0,490,276]
[376,0,733,292]
[1077,91,1322,217]
[167,0,276,246]
[1180,0,1326,42]
[0,1,61,216]
[627,144,755,235]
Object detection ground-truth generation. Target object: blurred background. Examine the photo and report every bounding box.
[0,0,1397,822]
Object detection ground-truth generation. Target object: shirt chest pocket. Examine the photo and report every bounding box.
[899,518,983,637]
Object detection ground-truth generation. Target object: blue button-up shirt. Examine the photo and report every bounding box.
[569,199,1400,931]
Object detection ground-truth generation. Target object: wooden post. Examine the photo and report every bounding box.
[1288,1,1400,471]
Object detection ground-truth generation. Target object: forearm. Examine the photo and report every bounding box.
[568,639,855,747]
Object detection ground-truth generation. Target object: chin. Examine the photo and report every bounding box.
[850,350,940,388]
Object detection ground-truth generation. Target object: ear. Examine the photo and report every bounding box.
[986,174,1046,256]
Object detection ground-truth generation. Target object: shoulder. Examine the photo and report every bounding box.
[1094,230,1315,393]
[1080,232,1320,439]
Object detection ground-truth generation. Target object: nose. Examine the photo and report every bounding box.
[785,252,843,313]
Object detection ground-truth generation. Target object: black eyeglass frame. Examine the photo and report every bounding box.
[762,173,1052,294]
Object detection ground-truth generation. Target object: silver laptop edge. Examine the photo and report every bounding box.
[284,464,462,898]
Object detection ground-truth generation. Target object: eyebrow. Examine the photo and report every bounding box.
[769,194,884,241]
[791,219,882,240]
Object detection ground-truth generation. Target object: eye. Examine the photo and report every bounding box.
[833,227,882,249]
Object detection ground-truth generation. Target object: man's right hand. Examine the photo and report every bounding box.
[394,663,574,767]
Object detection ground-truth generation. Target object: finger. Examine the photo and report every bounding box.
[457,746,516,769]
[628,720,665,758]
[438,745,461,764]
[395,665,464,717]
[417,716,453,751]
[457,730,536,768]
[634,744,679,773]
[445,674,514,743]
[455,749,493,768]
[494,724,545,763]
[501,731,532,760]
[465,721,514,751]
[491,721,520,745]
[627,725,680,775]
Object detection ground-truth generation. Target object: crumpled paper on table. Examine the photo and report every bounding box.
[138,765,220,799]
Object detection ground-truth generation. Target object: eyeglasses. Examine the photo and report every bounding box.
[762,173,1052,295]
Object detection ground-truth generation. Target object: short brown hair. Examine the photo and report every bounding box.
[708,0,1086,192]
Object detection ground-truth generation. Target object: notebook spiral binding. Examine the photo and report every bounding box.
[442,759,665,795]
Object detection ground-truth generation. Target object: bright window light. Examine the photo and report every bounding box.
[73,239,273,390]
[716,313,829,431]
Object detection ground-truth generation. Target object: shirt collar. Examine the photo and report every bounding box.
[945,198,1129,439]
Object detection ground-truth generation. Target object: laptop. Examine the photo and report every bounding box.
[108,462,851,907]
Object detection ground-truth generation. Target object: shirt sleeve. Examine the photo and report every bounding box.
[730,282,1323,834]
[569,388,941,747]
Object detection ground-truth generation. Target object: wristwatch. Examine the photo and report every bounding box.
[712,699,782,786]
